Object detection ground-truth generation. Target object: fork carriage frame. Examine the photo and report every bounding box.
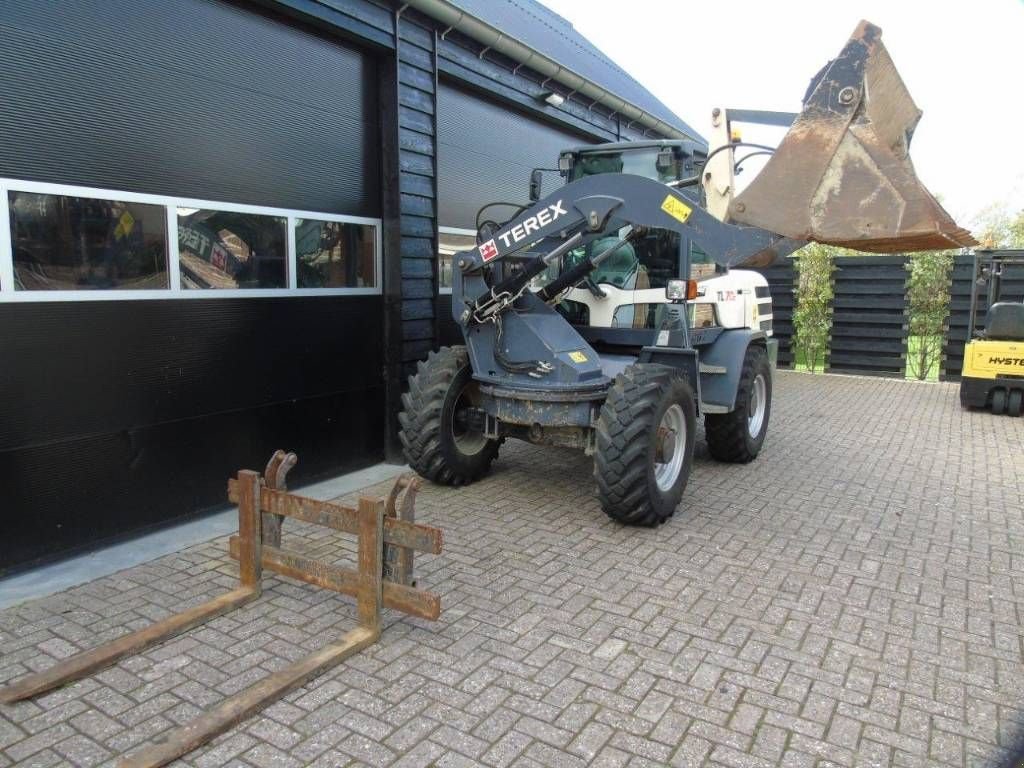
[0,451,442,768]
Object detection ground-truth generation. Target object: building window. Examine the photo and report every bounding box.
[296,219,375,288]
[438,227,476,293]
[8,191,168,291]
[0,178,382,300]
[178,209,286,289]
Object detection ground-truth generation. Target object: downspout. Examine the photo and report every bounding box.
[406,0,699,143]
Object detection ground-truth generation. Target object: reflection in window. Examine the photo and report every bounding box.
[9,192,168,290]
[438,229,476,289]
[295,219,375,288]
[178,209,286,289]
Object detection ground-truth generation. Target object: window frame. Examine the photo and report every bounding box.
[0,177,382,301]
[437,225,477,295]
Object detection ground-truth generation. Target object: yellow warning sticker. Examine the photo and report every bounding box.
[660,194,692,224]
[569,351,588,363]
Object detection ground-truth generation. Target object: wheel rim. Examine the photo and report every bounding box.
[451,381,488,455]
[748,374,767,438]
[654,404,686,492]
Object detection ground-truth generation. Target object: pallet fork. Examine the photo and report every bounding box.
[0,451,442,768]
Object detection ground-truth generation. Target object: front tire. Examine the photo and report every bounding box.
[705,344,772,463]
[399,346,499,485]
[594,364,696,526]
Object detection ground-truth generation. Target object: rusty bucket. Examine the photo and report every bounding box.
[730,20,975,253]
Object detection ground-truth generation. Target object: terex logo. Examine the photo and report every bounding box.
[497,201,567,249]
[989,356,1024,366]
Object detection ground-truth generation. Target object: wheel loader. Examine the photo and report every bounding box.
[400,21,976,525]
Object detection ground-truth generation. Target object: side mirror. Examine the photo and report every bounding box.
[528,169,543,202]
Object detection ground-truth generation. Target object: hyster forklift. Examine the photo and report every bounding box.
[960,250,1024,415]
[400,21,976,525]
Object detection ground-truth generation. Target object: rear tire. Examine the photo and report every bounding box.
[594,364,696,526]
[399,346,499,485]
[991,388,1007,415]
[1008,389,1023,417]
[705,344,772,463]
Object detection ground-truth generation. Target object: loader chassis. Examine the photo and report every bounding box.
[400,171,783,524]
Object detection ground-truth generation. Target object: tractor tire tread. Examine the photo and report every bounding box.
[399,346,498,486]
[705,345,771,463]
[595,364,693,527]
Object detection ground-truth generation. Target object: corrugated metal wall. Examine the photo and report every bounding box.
[0,0,380,215]
[436,83,592,230]
[1,298,385,571]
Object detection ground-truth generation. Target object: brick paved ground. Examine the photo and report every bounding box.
[1,371,1023,768]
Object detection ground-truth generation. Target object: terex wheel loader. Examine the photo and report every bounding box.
[400,21,975,525]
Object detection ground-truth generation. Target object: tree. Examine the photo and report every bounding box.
[905,250,954,380]
[792,243,835,373]
[973,204,1024,248]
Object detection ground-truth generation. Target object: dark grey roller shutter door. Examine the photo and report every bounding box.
[437,83,593,230]
[0,0,379,216]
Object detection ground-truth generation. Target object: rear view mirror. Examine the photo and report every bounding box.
[528,169,543,202]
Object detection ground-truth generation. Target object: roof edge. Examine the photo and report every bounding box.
[405,0,700,142]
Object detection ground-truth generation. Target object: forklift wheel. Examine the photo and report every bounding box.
[399,346,499,486]
[705,344,772,463]
[594,364,696,526]
[991,389,1007,416]
[1009,389,1023,417]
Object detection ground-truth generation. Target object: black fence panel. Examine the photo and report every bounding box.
[753,261,796,368]
[943,253,1024,380]
[827,256,909,377]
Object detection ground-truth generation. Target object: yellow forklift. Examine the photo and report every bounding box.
[960,249,1024,415]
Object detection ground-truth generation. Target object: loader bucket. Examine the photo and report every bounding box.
[730,21,976,252]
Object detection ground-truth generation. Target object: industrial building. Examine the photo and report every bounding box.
[0,0,701,572]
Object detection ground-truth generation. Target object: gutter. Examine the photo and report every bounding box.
[405,0,699,142]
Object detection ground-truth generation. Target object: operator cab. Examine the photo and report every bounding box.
[543,141,720,342]
[560,140,705,191]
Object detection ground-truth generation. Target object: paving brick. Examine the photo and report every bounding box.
[0,374,1021,767]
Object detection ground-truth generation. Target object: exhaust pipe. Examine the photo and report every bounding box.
[730,20,976,253]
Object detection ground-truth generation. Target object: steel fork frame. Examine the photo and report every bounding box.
[0,452,441,768]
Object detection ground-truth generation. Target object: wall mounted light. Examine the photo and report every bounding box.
[540,91,564,108]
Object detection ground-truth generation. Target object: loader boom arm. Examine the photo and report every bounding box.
[454,173,796,274]
[450,173,801,324]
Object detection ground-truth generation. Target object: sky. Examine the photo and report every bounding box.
[538,0,1024,228]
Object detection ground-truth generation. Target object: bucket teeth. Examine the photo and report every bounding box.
[730,20,976,253]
